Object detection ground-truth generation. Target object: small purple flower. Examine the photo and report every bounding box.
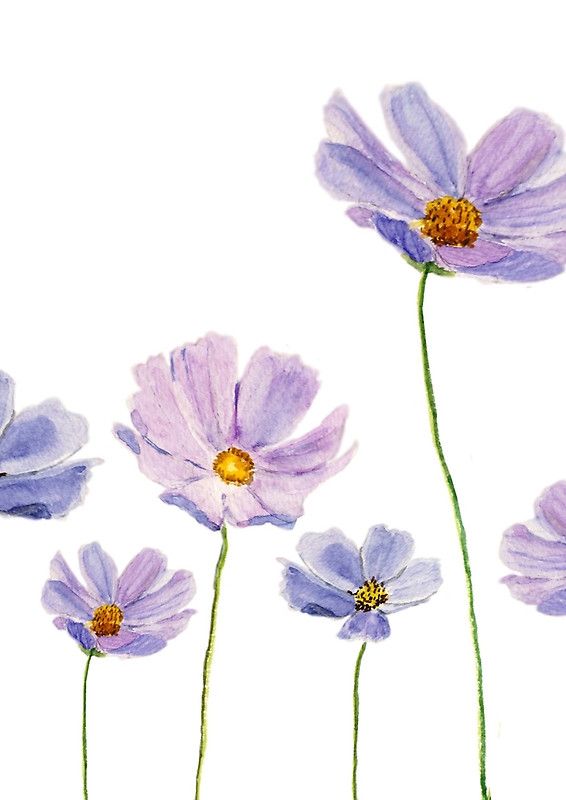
[114,333,355,531]
[280,525,442,641]
[0,371,98,519]
[501,481,566,615]
[42,542,196,656]
[317,83,566,281]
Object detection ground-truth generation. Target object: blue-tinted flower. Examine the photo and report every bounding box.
[280,525,442,641]
[42,542,196,656]
[317,83,566,281]
[0,371,98,518]
[501,481,566,615]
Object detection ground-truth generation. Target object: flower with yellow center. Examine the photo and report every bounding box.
[90,603,124,637]
[212,447,255,486]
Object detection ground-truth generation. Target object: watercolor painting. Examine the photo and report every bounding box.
[3,3,566,800]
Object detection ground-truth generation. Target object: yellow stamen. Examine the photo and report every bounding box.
[353,578,388,612]
[213,447,255,486]
[420,195,482,247]
[90,604,124,637]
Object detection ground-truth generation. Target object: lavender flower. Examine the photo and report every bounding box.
[114,332,355,531]
[501,481,566,614]
[0,371,98,519]
[42,542,196,656]
[281,525,441,641]
[317,83,566,281]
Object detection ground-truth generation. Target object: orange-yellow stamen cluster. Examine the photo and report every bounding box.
[90,604,124,637]
[353,578,388,612]
[420,196,482,247]
[213,447,255,486]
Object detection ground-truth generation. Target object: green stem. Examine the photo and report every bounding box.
[352,642,366,800]
[82,649,95,800]
[194,523,229,800]
[417,265,489,800]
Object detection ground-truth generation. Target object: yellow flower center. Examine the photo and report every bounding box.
[90,604,124,637]
[213,447,255,486]
[420,196,482,247]
[353,578,388,612]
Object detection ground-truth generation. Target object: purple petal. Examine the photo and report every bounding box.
[500,524,566,578]
[105,633,167,656]
[501,574,565,605]
[49,552,95,607]
[535,481,566,541]
[346,206,375,228]
[316,142,424,220]
[361,525,415,583]
[0,460,98,519]
[437,238,510,269]
[66,620,97,651]
[236,348,319,449]
[246,446,356,527]
[170,333,238,451]
[160,476,224,531]
[0,399,88,475]
[373,213,434,263]
[467,109,562,202]
[338,610,391,642]
[123,570,196,625]
[297,529,363,592]
[481,173,566,236]
[280,560,354,617]
[0,372,14,437]
[383,559,442,607]
[256,406,348,473]
[131,355,212,467]
[454,248,563,282]
[381,83,467,196]
[224,484,296,529]
[42,580,94,620]
[79,543,118,604]
[113,426,205,488]
[537,589,566,615]
[130,609,196,639]
[95,627,138,652]
[324,91,433,199]
[117,548,168,607]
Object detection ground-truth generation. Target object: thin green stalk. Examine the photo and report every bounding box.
[352,642,366,800]
[82,649,95,800]
[194,523,229,800]
[417,265,489,800]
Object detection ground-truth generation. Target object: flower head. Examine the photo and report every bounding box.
[42,542,196,656]
[317,83,566,282]
[0,371,98,519]
[501,481,566,615]
[280,525,442,641]
[114,333,355,531]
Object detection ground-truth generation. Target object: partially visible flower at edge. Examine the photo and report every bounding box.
[281,525,442,641]
[316,83,566,282]
[114,332,356,531]
[501,480,566,615]
[0,371,99,519]
[42,542,196,656]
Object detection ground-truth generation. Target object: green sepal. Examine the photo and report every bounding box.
[79,646,105,658]
[403,256,454,277]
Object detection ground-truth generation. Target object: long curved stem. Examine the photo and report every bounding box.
[352,642,366,800]
[194,523,229,800]
[417,265,489,800]
[82,649,95,800]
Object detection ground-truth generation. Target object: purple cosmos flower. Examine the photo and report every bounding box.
[0,371,98,519]
[42,542,196,656]
[317,83,566,281]
[281,525,442,641]
[500,481,566,615]
[114,333,355,531]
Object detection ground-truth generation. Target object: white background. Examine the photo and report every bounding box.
[0,2,564,799]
